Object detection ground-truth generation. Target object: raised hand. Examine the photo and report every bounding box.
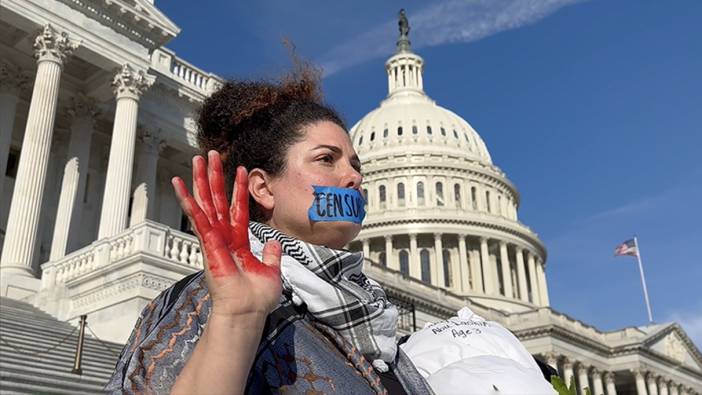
[171,150,282,319]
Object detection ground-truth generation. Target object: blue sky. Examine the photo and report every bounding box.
[157,0,702,347]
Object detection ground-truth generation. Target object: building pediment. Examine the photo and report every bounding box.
[644,324,702,372]
[57,0,180,49]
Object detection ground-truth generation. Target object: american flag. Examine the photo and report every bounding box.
[614,238,638,257]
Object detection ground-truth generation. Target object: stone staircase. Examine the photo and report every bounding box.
[0,297,124,394]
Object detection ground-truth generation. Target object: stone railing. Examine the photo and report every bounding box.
[150,48,223,96]
[41,220,203,288]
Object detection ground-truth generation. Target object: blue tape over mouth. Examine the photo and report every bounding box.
[308,186,366,224]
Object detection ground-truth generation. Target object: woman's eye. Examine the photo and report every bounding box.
[319,155,334,164]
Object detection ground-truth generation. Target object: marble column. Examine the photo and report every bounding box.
[516,247,529,302]
[385,235,395,270]
[0,61,30,199]
[49,93,98,260]
[669,384,679,395]
[659,379,669,395]
[97,64,152,239]
[457,234,468,292]
[409,233,419,279]
[1,25,77,277]
[647,373,659,395]
[470,248,483,292]
[563,359,574,388]
[577,364,590,395]
[537,257,551,306]
[499,241,514,298]
[634,370,648,395]
[434,233,445,287]
[527,252,540,305]
[592,369,605,395]
[129,127,163,226]
[480,237,495,294]
[604,372,617,395]
[362,238,370,259]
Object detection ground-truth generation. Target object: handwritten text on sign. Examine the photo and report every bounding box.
[308,186,366,224]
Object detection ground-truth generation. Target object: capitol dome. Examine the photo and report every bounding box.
[349,12,548,314]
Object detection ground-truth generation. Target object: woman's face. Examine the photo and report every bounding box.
[262,120,363,249]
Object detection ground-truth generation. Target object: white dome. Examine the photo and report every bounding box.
[350,62,492,165]
[348,19,547,315]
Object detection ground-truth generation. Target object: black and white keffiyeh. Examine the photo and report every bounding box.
[249,222,399,367]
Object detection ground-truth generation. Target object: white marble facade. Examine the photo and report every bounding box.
[0,1,700,393]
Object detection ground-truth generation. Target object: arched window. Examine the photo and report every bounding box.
[440,127,446,136]
[497,195,502,215]
[471,186,478,210]
[485,191,491,213]
[443,249,452,287]
[362,188,368,203]
[379,185,387,209]
[370,132,375,141]
[417,181,425,205]
[453,129,459,139]
[359,136,363,145]
[427,126,432,135]
[399,250,409,276]
[397,126,403,136]
[379,252,387,267]
[420,249,431,283]
[454,184,462,208]
[436,182,444,206]
[412,125,418,135]
[397,183,405,206]
[383,128,388,138]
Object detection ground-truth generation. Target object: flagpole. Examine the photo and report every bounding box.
[634,236,654,324]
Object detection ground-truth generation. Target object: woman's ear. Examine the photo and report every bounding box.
[248,168,275,211]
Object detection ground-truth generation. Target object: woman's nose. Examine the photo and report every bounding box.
[342,165,363,190]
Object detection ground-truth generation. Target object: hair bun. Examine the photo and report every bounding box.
[197,65,323,161]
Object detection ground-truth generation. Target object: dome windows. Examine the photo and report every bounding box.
[443,249,452,287]
[471,186,478,210]
[426,125,432,135]
[397,126,403,136]
[370,132,375,141]
[379,185,387,209]
[453,129,459,139]
[399,250,409,276]
[420,249,431,283]
[358,135,363,145]
[412,125,418,134]
[440,127,446,136]
[454,184,462,208]
[383,128,389,138]
[436,182,444,206]
[417,181,425,205]
[397,183,406,206]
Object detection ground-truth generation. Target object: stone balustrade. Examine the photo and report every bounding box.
[41,220,203,288]
[150,48,222,96]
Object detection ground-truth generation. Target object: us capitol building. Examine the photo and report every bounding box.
[0,1,700,394]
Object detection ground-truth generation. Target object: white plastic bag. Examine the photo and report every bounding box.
[401,307,556,395]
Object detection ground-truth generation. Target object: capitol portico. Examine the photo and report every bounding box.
[0,1,700,394]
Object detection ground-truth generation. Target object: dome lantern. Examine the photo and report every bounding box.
[386,9,425,97]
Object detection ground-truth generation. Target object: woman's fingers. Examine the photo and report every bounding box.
[172,177,212,239]
[207,151,231,224]
[193,156,217,224]
[230,166,250,246]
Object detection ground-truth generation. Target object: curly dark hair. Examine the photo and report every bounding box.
[196,65,346,221]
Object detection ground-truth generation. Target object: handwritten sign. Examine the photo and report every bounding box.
[308,186,366,224]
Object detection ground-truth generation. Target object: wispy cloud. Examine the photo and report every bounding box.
[318,0,587,76]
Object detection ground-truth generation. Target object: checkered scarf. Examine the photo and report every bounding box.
[249,222,399,366]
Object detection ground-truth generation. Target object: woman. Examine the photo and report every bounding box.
[106,67,432,394]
